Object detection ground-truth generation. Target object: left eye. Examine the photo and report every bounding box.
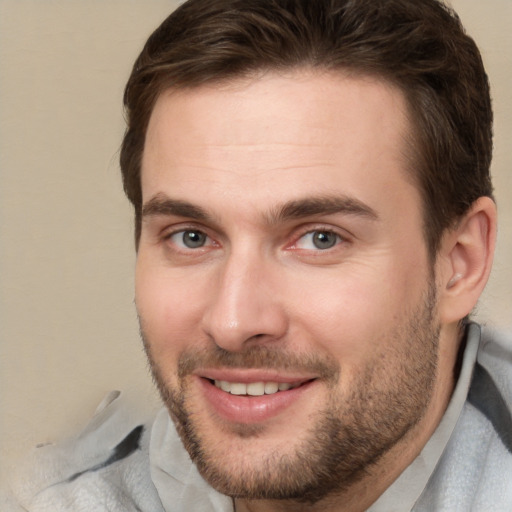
[295,230,341,250]
[170,230,209,249]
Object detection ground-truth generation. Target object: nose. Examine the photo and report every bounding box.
[200,251,288,352]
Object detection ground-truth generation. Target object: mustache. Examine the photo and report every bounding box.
[176,344,340,381]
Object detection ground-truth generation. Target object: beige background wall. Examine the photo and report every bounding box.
[1,0,510,482]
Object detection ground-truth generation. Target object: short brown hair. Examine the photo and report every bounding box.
[120,0,493,256]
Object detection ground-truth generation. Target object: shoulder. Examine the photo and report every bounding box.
[3,391,164,512]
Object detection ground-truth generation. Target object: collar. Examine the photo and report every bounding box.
[149,407,233,512]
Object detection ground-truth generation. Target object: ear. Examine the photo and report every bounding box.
[437,196,497,324]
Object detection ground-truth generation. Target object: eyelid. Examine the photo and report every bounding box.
[162,223,219,251]
[161,221,208,238]
[296,232,341,250]
[287,224,351,251]
[158,220,351,253]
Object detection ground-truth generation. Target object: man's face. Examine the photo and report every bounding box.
[136,71,441,502]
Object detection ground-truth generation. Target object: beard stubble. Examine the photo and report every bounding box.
[141,284,440,504]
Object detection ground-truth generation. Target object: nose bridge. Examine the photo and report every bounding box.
[201,245,287,351]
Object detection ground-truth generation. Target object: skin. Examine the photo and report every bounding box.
[135,70,495,511]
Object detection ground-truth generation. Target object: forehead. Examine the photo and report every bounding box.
[141,70,418,219]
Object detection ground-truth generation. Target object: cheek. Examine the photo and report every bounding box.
[286,261,424,364]
[135,258,209,356]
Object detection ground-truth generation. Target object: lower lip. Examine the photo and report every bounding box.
[198,377,315,424]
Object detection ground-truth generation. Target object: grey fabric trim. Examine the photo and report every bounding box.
[66,425,145,482]
[468,362,512,454]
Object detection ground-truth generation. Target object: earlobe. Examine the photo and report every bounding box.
[438,196,497,324]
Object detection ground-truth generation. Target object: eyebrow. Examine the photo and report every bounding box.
[142,194,211,221]
[141,193,378,224]
[267,195,378,224]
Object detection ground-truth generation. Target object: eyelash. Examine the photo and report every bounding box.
[291,230,344,251]
[288,225,349,252]
[161,224,349,254]
[163,225,216,250]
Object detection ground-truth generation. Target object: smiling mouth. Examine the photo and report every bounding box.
[210,379,313,396]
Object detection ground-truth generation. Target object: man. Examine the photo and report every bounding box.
[5,0,511,511]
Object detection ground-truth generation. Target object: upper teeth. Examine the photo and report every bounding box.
[214,380,298,396]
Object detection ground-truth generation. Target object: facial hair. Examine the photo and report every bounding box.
[141,283,439,504]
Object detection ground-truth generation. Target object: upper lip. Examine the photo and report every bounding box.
[195,368,317,384]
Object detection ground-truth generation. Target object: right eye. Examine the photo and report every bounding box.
[169,229,211,249]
